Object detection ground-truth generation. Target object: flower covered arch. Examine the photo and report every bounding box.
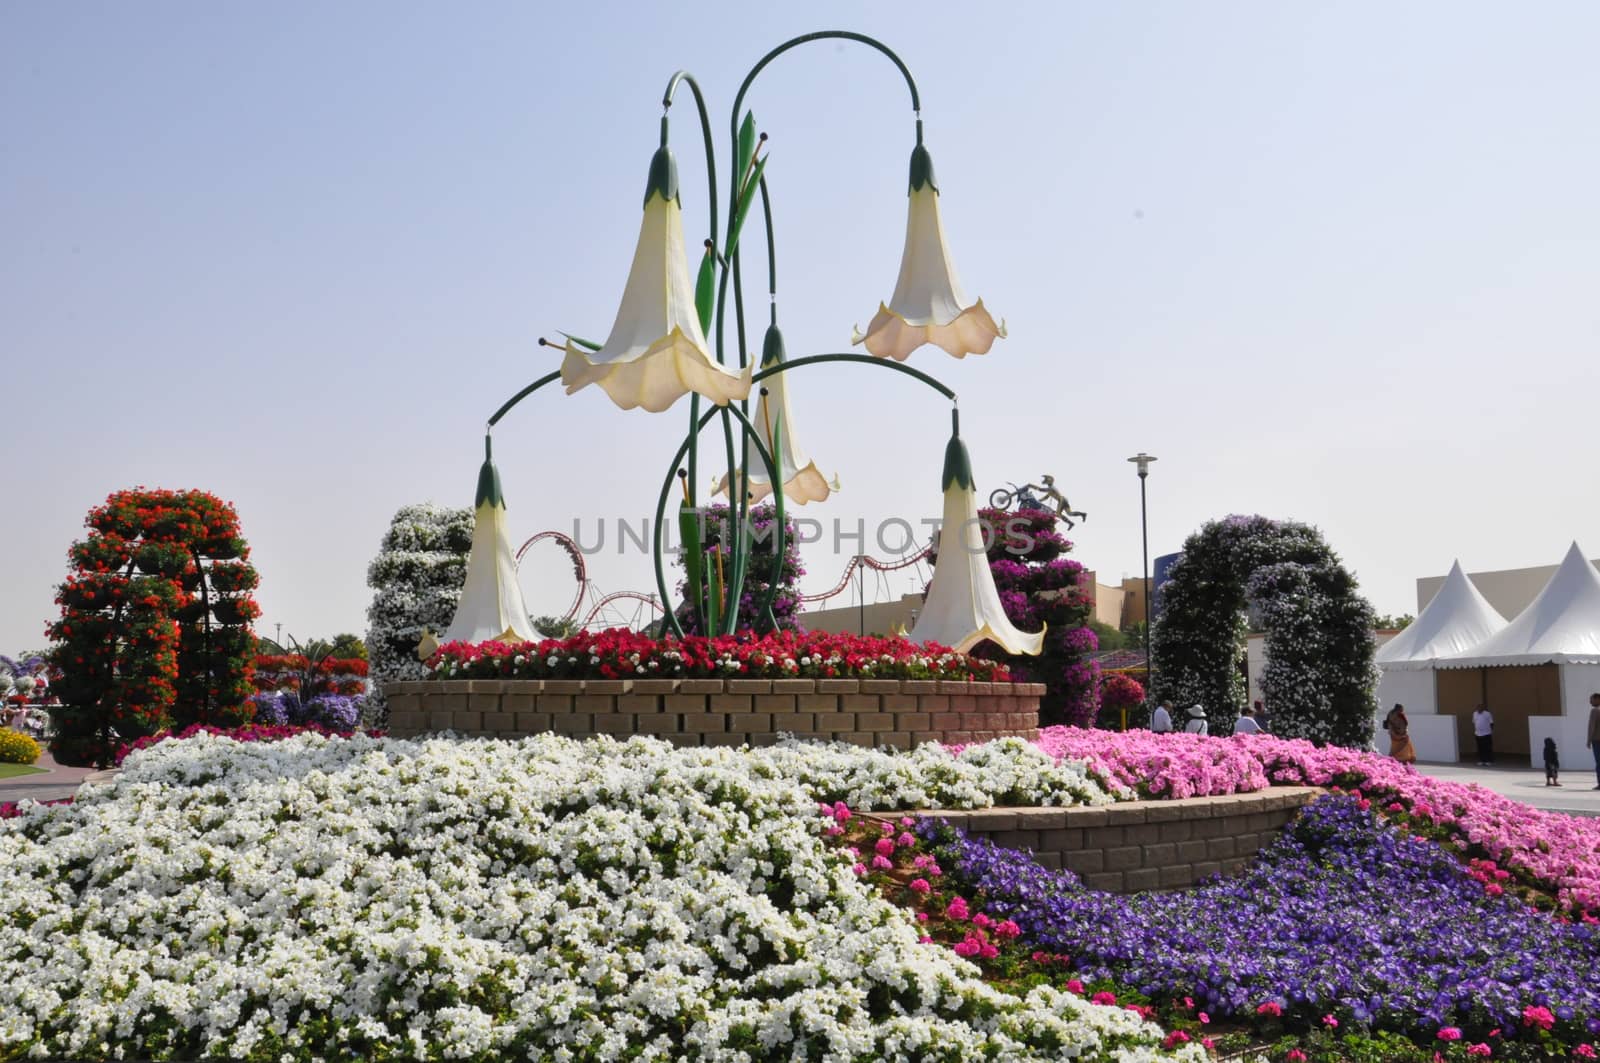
[1151,515,1378,745]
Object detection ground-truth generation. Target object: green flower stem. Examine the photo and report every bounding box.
[653,404,785,637]
[485,370,562,429]
[752,353,957,401]
[660,71,719,249]
[730,32,922,144]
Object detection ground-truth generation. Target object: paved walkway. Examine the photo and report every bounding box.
[0,752,109,804]
[1413,759,1600,817]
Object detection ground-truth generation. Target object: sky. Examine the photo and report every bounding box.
[3,2,1598,653]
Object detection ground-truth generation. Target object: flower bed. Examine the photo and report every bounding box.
[427,629,1012,683]
[1037,728,1600,919]
[0,732,1198,1062]
[907,796,1600,1060]
[111,721,370,766]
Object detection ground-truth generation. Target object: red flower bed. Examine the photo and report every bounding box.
[426,629,1012,683]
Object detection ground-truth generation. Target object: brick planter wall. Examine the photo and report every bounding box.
[382,678,1044,749]
[891,787,1323,893]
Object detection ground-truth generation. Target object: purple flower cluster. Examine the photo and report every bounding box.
[919,797,1600,1043]
[249,690,362,730]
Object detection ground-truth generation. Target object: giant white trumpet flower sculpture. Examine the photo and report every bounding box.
[909,412,1044,655]
[853,136,1005,361]
[715,324,832,506]
[561,144,752,412]
[439,438,538,646]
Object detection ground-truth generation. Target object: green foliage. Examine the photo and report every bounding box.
[1151,515,1377,746]
[1372,613,1415,631]
[532,616,580,639]
[1087,619,1125,650]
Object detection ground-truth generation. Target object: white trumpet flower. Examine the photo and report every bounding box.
[910,415,1044,655]
[715,324,832,506]
[853,140,1005,361]
[439,442,538,646]
[561,145,752,412]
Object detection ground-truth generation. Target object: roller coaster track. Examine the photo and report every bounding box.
[800,544,932,603]
[579,591,663,628]
[514,530,587,622]
[514,528,929,627]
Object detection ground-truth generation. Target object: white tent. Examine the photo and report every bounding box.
[1433,542,1600,772]
[1373,559,1508,761]
[1376,560,1507,670]
[1437,543,1600,668]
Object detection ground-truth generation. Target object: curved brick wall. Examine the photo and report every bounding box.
[890,787,1324,893]
[382,678,1044,749]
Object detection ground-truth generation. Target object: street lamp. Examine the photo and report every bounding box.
[1126,453,1157,722]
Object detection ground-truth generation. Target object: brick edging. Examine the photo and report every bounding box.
[882,787,1324,893]
[382,678,1045,750]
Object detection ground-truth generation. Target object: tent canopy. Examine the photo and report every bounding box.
[1376,560,1507,671]
[1437,542,1600,668]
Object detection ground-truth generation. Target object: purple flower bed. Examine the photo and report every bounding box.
[918,796,1600,1049]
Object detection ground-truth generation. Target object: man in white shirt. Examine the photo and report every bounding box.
[1234,706,1262,736]
[1472,704,1494,766]
[1183,704,1209,735]
[1150,701,1174,734]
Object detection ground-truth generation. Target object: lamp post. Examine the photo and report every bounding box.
[1127,453,1157,718]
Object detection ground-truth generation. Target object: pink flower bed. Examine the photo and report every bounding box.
[1035,726,1600,919]
[1035,727,1269,798]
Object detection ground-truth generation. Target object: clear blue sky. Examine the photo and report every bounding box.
[3,2,1597,652]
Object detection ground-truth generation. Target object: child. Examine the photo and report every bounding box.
[1544,737,1561,787]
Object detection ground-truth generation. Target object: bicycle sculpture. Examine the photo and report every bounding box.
[988,474,1087,528]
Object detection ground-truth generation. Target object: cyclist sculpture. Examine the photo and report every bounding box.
[988,474,1087,528]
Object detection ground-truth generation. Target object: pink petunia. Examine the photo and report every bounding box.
[1437,1027,1463,1041]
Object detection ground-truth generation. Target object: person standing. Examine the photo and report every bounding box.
[1233,706,1262,736]
[1588,692,1600,790]
[1183,704,1209,735]
[1383,703,1416,764]
[1543,737,1561,787]
[1151,700,1174,734]
[1472,703,1494,766]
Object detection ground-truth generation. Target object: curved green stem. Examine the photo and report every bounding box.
[731,31,922,145]
[653,403,786,638]
[753,352,957,401]
[661,71,719,249]
[759,175,776,325]
[486,370,563,429]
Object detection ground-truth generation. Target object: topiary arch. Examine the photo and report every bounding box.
[1150,514,1377,746]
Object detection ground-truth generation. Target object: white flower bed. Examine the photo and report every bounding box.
[0,733,1188,1062]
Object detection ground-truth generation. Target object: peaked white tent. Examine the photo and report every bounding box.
[1376,560,1507,670]
[1374,560,1510,761]
[1437,543,1600,668]
[1432,543,1600,771]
